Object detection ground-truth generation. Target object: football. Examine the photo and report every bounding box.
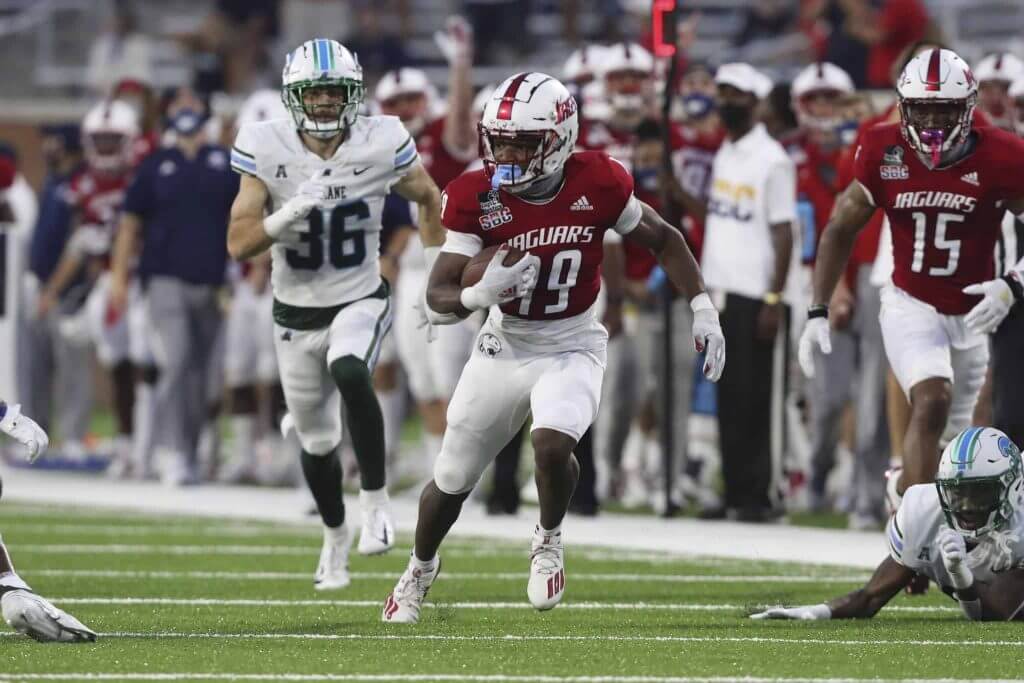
[460,245,527,288]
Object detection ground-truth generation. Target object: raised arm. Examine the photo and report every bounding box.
[437,16,476,160]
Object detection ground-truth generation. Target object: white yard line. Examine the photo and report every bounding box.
[26,569,870,583]
[46,596,956,613]
[0,632,1011,647]
[3,675,1021,683]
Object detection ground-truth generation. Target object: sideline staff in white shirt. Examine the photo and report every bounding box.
[696,63,796,521]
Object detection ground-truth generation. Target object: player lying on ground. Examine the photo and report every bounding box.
[752,427,1024,621]
[0,401,96,641]
[382,72,725,623]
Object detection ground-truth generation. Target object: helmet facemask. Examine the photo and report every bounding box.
[604,69,652,128]
[937,471,1018,539]
[83,131,131,174]
[899,95,976,168]
[283,79,363,140]
[480,125,561,194]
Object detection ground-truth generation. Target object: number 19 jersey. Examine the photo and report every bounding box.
[853,123,1024,314]
[231,115,418,308]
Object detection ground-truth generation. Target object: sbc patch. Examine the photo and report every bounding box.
[880,165,909,180]
[479,207,512,230]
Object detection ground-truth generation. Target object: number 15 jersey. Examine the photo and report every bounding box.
[853,123,1024,314]
[231,115,418,308]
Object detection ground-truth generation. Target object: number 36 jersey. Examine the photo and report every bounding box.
[853,123,1024,314]
[231,115,418,308]
[441,151,642,353]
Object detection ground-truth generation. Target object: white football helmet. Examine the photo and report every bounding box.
[936,427,1023,539]
[563,45,606,86]
[896,48,978,166]
[596,42,654,122]
[374,67,439,136]
[81,99,138,173]
[472,84,496,119]
[974,52,1024,129]
[479,72,578,193]
[281,39,364,139]
[791,62,854,132]
[1009,75,1024,136]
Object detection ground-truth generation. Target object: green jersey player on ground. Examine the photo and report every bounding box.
[752,426,1024,621]
[227,39,446,590]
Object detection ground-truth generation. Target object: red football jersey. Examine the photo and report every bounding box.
[442,151,635,320]
[417,116,475,190]
[66,169,128,231]
[785,131,843,265]
[854,123,1024,314]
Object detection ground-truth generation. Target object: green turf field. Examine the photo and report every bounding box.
[0,503,1019,682]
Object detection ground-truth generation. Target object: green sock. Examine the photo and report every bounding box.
[329,355,386,491]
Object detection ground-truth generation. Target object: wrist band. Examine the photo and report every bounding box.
[1002,271,1024,301]
[763,291,781,305]
[807,305,829,320]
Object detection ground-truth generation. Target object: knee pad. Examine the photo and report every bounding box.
[433,448,478,495]
[329,355,372,395]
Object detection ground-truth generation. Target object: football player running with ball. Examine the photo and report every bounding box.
[382,72,726,623]
[799,49,1024,504]
[0,401,96,641]
[753,427,1024,621]
[228,39,446,590]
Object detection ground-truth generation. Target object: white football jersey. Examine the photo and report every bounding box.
[231,115,419,307]
[887,484,1024,589]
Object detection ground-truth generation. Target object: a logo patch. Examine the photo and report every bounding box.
[960,171,979,186]
[882,145,904,165]
[280,330,293,342]
[478,190,503,213]
[478,333,502,358]
[570,195,594,211]
[479,207,513,230]
[880,165,909,180]
[555,96,577,124]
[276,165,287,178]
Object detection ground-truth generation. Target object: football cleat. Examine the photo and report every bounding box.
[358,503,396,556]
[527,526,565,611]
[1,589,97,642]
[314,525,352,591]
[382,554,441,624]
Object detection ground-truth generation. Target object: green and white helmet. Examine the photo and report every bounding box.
[936,427,1023,538]
[281,39,363,139]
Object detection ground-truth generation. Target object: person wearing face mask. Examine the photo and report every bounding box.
[108,100,239,486]
[686,63,796,522]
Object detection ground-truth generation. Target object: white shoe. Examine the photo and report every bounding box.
[280,413,296,440]
[527,526,565,611]
[1,589,96,642]
[382,554,441,624]
[358,503,395,555]
[314,525,351,591]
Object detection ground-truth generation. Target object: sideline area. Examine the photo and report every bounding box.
[0,464,885,569]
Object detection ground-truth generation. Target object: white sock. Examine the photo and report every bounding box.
[643,434,662,479]
[0,572,29,591]
[412,552,437,571]
[378,387,404,461]
[621,428,646,473]
[131,382,155,472]
[536,524,562,538]
[230,415,256,466]
[324,523,348,542]
[360,486,390,508]
[423,431,444,477]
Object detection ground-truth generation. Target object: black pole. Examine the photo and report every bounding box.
[658,0,680,518]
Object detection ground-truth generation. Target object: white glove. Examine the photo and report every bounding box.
[0,403,48,463]
[1,589,97,642]
[690,294,725,382]
[798,316,832,378]
[750,603,831,620]
[938,527,974,590]
[263,174,329,241]
[962,275,1017,335]
[433,15,473,65]
[460,247,540,311]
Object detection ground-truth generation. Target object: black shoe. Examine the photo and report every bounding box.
[485,495,519,516]
[568,498,599,517]
[697,505,728,520]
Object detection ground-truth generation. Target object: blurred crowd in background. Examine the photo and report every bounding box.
[1,0,1023,529]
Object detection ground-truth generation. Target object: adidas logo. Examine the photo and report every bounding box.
[960,171,979,186]
[570,195,594,211]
